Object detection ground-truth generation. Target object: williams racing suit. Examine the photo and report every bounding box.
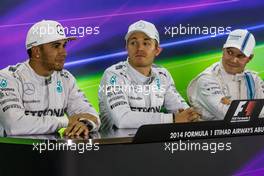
[187,61,264,121]
[98,60,189,131]
[0,60,100,136]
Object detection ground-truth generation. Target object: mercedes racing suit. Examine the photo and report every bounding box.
[0,60,100,136]
[187,61,264,121]
[98,60,189,131]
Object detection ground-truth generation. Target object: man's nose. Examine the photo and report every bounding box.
[59,47,67,57]
[233,57,239,63]
[137,43,144,51]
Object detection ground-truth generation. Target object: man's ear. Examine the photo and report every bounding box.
[155,47,163,56]
[31,46,41,59]
[247,54,254,63]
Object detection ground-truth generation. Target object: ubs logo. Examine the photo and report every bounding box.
[24,83,35,95]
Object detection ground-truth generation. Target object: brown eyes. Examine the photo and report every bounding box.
[226,50,245,59]
[52,44,67,48]
[227,50,233,55]
[129,41,151,46]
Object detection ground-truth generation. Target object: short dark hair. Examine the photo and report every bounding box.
[27,49,32,58]
[154,40,159,48]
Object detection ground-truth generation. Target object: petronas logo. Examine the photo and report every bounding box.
[0,79,7,88]
[110,75,116,85]
[156,78,160,89]
[56,81,63,93]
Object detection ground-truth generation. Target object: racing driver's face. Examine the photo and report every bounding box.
[38,40,68,73]
[126,32,161,69]
[222,47,252,74]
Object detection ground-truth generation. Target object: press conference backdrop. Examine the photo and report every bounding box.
[0,0,264,175]
[1,0,264,109]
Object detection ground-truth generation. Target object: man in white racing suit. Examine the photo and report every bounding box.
[0,20,100,136]
[187,29,264,121]
[99,20,200,131]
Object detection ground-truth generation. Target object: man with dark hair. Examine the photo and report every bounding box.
[0,20,100,136]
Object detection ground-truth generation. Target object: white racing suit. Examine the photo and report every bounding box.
[0,60,100,136]
[187,61,264,121]
[98,60,189,131]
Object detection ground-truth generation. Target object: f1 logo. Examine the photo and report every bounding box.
[233,101,256,117]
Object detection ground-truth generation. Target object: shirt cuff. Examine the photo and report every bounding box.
[57,116,69,129]
[161,114,173,124]
[79,118,99,132]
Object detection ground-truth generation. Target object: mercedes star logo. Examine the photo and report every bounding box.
[24,83,35,95]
